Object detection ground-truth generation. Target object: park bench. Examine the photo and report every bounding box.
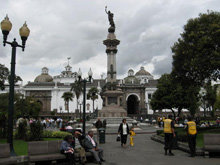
[203,134,220,157]
[28,140,93,164]
[0,144,17,165]
[28,140,65,164]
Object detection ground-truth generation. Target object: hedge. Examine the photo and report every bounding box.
[42,130,72,138]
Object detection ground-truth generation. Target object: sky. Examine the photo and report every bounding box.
[0,0,219,84]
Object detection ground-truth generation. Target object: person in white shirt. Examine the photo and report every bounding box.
[118,119,129,147]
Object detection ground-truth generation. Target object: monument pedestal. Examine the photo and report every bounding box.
[98,89,127,117]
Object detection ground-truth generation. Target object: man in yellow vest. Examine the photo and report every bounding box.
[186,116,197,157]
[163,115,175,156]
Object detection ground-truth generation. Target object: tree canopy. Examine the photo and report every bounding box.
[71,81,82,100]
[87,87,99,113]
[150,74,200,117]
[62,92,74,116]
[172,11,220,85]
[0,93,42,120]
[0,64,22,90]
[70,81,82,110]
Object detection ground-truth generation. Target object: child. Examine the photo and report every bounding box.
[129,127,136,147]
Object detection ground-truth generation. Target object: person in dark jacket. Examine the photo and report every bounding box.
[118,118,129,147]
[95,118,103,143]
[84,131,105,165]
[60,135,75,165]
[95,118,103,129]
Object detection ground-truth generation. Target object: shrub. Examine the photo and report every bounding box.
[28,121,43,141]
[16,120,27,140]
[52,131,71,138]
[42,130,71,139]
[42,130,53,138]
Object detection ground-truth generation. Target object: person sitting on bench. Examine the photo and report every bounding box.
[60,135,75,165]
[73,131,87,165]
[84,130,105,164]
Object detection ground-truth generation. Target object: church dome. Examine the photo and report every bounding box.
[135,66,152,76]
[34,67,53,83]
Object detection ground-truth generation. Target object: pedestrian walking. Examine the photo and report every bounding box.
[185,116,197,157]
[118,118,129,147]
[163,115,175,156]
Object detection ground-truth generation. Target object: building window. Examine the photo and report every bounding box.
[148,94,152,99]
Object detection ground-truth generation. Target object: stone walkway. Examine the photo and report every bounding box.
[86,133,220,165]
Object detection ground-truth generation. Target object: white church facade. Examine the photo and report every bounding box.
[1,62,158,117]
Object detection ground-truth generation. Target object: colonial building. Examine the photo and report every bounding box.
[0,63,158,117]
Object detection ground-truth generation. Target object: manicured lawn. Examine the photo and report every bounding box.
[175,127,220,148]
[0,138,62,156]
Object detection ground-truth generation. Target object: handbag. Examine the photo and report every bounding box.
[116,135,121,142]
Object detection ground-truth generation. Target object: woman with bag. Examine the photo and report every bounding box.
[118,118,129,147]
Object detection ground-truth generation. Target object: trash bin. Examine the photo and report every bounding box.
[98,128,106,144]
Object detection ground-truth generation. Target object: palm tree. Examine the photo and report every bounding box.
[62,92,74,118]
[87,87,99,113]
[70,81,83,110]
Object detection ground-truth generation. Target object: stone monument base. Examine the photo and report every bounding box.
[98,104,127,117]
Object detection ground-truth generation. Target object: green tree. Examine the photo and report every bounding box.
[150,74,177,118]
[14,96,42,118]
[172,11,220,86]
[150,74,200,118]
[62,92,74,117]
[70,81,82,110]
[0,64,9,90]
[0,93,41,138]
[0,63,22,90]
[214,93,220,111]
[87,87,99,113]
[0,93,9,137]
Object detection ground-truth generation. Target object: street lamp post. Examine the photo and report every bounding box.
[78,100,82,121]
[1,15,30,155]
[77,68,93,135]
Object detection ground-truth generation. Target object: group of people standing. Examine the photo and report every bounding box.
[163,115,197,157]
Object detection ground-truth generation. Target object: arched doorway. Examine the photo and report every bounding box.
[127,95,139,114]
[37,100,43,111]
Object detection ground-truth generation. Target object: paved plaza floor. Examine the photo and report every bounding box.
[86,133,220,165]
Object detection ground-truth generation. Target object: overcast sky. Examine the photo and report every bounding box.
[0,0,219,84]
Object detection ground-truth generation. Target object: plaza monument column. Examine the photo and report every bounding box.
[98,7,127,117]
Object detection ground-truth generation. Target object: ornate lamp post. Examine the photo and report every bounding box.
[77,68,93,135]
[1,15,30,155]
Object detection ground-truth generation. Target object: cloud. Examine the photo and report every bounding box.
[0,0,219,84]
